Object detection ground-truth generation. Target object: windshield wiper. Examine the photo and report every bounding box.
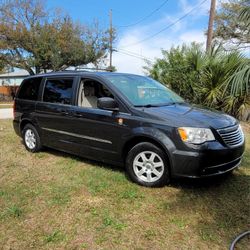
[160,101,185,106]
[134,104,159,108]
[134,102,185,108]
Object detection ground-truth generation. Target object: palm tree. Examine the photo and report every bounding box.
[221,4,250,120]
[145,43,249,120]
[222,59,250,120]
[239,4,250,27]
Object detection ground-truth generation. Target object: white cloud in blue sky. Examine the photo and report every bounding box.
[113,0,211,74]
[46,0,233,74]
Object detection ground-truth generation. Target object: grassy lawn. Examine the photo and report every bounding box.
[0,119,249,249]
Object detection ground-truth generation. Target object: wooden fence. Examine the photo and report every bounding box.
[0,86,19,101]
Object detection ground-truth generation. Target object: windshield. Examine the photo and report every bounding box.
[105,75,184,106]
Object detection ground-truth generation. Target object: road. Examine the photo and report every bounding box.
[0,108,13,119]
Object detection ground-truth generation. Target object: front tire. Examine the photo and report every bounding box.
[22,124,42,153]
[126,142,170,187]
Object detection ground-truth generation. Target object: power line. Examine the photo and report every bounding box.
[119,0,208,49]
[117,0,169,28]
[116,50,152,61]
[119,49,153,61]
[116,50,153,62]
[119,48,154,61]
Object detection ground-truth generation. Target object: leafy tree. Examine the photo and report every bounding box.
[0,0,110,74]
[0,57,6,73]
[239,2,250,26]
[214,0,250,50]
[222,58,250,119]
[105,65,117,72]
[145,43,250,121]
[215,2,250,119]
[144,44,201,103]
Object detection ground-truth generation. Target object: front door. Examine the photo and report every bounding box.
[68,77,131,164]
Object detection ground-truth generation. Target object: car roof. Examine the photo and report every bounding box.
[24,71,144,80]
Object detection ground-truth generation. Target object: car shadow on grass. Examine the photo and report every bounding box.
[167,170,250,247]
[41,146,125,173]
[41,144,248,189]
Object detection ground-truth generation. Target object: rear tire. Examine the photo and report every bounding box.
[126,142,170,187]
[22,124,42,153]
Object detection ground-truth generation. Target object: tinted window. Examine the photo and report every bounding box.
[43,78,73,104]
[18,77,42,101]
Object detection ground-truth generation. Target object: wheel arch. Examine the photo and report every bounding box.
[20,118,41,137]
[20,119,43,152]
[122,135,174,175]
[20,119,35,132]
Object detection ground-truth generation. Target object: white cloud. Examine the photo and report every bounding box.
[179,0,210,18]
[114,31,205,75]
[112,0,210,74]
[113,29,207,74]
[179,0,193,12]
[179,30,206,43]
[113,36,165,74]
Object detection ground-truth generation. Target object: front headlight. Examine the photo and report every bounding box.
[178,127,215,144]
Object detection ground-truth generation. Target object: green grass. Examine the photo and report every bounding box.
[0,119,249,249]
[44,230,66,243]
[1,205,23,219]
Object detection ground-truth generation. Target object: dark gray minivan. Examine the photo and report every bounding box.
[13,71,245,187]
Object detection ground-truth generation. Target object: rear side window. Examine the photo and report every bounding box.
[18,77,42,101]
[43,78,73,105]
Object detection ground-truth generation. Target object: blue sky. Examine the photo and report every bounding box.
[47,0,212,74]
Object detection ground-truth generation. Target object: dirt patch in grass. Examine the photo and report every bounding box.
[241,121,250,133]
[0,119,249,249]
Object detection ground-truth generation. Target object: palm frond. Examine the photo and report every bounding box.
[239,5,250,27]
[223,61,250,96]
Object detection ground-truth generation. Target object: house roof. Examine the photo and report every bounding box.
[0,70,29,79]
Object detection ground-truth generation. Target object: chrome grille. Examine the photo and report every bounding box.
[217,125,244,147]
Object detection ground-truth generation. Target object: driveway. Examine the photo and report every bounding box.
[0,108,13,119]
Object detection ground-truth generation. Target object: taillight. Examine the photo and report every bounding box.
[13,99,16,118]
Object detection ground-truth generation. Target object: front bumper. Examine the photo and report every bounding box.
[200,157,241,176]
[171,141,245,178]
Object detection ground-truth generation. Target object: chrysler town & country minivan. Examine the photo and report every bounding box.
[13,71,245,187]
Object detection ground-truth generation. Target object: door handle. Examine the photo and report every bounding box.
[60,110,69,116]
[73,112,83,118]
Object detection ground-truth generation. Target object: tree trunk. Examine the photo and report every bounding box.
[35,66,40,74]
[26,67,35,75]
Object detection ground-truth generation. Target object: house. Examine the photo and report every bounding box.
[0,70,29,86]
[0,70,29,100]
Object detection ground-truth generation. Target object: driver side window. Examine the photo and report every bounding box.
[78,79,113,109]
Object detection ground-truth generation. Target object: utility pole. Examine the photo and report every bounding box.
[109,9,113,70]
[206,0,216,52]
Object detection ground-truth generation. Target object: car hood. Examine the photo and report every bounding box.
[142,103,237,129]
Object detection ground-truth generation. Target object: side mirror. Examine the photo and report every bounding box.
[97,97,119,111]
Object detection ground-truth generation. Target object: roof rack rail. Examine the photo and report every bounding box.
[74,67,112,72]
